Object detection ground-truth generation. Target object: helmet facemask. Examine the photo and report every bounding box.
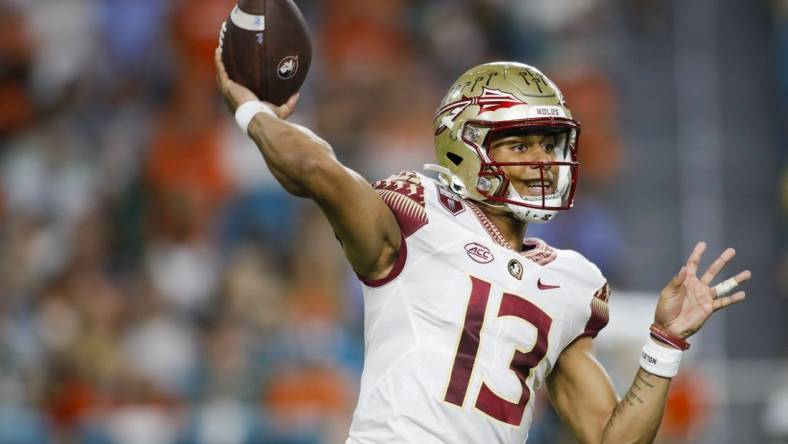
[462,120,580,223]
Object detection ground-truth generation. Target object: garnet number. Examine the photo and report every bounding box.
[444,276,552,426]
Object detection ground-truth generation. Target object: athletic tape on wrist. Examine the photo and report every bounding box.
[235,101,276,135]
[640,337,683,378]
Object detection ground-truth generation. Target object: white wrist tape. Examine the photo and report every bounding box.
[235,101,276,135]
[640,337,683,378]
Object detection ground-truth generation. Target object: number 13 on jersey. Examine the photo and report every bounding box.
[444,276,553,426]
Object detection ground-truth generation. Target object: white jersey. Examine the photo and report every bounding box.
[347,172,610,444]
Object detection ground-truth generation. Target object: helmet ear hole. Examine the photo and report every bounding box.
[446,152,464,166]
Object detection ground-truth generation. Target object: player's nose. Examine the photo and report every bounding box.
[527,144,553,168]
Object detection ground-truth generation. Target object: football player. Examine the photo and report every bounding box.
[215,49,751,443]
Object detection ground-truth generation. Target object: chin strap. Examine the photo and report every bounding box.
[423,164,452,181]
[423,164,556,223]
[423,164,463,192]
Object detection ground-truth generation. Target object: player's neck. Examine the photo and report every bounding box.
[477,204,528,251]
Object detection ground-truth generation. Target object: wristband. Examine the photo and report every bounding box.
[640,337,683,378]
[235,101,276,135]
[649,323,690,350]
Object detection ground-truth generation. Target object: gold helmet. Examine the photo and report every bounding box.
[429,62,581,223]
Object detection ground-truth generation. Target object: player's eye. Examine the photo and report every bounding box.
[511,143,527,152]
[542,143,556,153]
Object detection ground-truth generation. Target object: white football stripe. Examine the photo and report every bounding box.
[230,5,266,31]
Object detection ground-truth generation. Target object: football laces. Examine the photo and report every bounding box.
[218,21,227,53]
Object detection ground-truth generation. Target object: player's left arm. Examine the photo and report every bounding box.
[548,337,671,444]
[548,242,751,444]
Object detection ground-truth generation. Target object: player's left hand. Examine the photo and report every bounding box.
[654,242,751,339]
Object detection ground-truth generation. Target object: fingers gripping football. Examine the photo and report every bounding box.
[215,46,257,112]
[214,46,299,119]
[277,93,299,119]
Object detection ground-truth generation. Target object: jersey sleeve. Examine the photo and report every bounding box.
[559,250,611,342]
[371,171,428,238]
[580,282,611,339]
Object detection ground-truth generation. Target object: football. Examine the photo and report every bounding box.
[220,0,312,106]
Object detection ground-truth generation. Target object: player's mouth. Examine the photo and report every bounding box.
[520,178,554,196]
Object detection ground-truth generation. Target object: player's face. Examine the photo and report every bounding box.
[487,131,559,197]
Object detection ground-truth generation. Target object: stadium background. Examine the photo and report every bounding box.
[0,0,785,443]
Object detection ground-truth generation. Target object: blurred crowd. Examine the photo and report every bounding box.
[778,0,788,310]
[0,0,783,443]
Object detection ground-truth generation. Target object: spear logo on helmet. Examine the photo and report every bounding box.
[434,88,528,135]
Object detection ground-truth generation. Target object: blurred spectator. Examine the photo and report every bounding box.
[0,2,35,139]
[658,370,713,444]
[98,0,171,77]
[169,0,236,82]
[23,0,100,107]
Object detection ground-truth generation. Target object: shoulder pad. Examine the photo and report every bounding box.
[372,171,428,237]
[582,282,611,338]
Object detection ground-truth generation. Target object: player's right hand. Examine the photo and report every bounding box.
[214,47,299,119]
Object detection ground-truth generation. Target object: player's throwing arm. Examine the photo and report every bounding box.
[213,48,401,283]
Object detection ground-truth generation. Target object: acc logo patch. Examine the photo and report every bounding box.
[438,187,464,215]
[277,56,299,79]
[465,242,494,264]
[508,259,523,280]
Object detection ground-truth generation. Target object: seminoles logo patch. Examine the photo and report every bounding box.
[277,56,299,79]
[465,242,494,264]
[437,187,464,215]
[435,88,528,135]
[508,259,523,280]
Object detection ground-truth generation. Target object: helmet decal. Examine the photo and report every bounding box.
[435,88,528,135]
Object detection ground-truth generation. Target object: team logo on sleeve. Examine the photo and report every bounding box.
[437,187,465,215]
[507,259,523,280]
[465,243,494,264]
